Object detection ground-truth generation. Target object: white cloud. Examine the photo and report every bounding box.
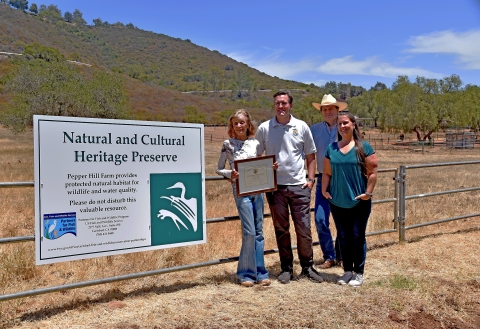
[316,56,442,79]
[406,30,480,69]
[306,79,329,87]
[227,49,315,79]
[226,51,256,65]
[227,47,446,83]
[226,48,284,67]
[255,59,317,79]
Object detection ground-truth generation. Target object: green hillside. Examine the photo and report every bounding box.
[0,4,306,92]
[0,3,367,126]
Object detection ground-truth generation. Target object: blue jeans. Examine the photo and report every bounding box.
[330,200,371,274]
[232,185,269,283]
[314,181,337,261]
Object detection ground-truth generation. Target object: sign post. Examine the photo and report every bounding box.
[34,116,205,265]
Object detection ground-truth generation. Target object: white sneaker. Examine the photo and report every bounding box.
[348,273,364,287]
[337,271,354,285]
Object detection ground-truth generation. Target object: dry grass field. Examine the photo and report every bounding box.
[0,126,479,328]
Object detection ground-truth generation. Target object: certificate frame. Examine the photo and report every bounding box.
[234,155,277,197]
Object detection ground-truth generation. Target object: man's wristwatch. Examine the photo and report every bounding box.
[307,178,316,184]
[365,192,373,197]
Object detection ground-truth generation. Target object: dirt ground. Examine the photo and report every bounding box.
[1,127,479,328]
[3,226,479,329]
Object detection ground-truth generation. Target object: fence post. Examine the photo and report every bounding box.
[393,168,399,230]
[398,166,406,242]
[422,140,425,154]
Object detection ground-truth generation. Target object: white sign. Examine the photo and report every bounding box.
[34,116,206,265]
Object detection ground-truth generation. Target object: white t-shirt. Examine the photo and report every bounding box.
[256,115,316,185]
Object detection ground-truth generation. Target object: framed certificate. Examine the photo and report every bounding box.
[234,155,277,197]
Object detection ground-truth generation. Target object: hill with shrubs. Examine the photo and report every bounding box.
[0,3,367,127]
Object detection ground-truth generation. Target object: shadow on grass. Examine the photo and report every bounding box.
[13,276,224,326]
[11,257,282,326]
[404,226,480,243]
[367,225,480,251]
[6,226,479,327]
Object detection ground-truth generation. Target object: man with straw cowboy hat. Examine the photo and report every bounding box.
[310,94,348,269]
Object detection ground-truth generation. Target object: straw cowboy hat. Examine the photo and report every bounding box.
[312,94,348,111]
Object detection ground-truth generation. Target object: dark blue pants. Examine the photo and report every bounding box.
[330,200,371,274]
[314,180,342,262]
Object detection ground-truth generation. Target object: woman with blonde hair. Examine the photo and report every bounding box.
[216,109,272,287]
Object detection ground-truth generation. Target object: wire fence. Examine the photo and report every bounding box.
[1,160,479,301]
[203,126,480,153]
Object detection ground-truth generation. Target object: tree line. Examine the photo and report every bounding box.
[348,75,480,139]
[1,1,137,28]
[3,1,82,23]
[2,2,478,132]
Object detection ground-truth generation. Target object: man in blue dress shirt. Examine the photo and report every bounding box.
[310,94,347,269]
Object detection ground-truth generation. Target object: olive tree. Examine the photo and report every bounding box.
[374,75,473,139]
[348,89,388,128]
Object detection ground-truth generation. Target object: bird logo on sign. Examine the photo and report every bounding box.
[157,182,198,232]
[44,220,57,239]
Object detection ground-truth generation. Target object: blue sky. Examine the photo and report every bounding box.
[49,0,480,89]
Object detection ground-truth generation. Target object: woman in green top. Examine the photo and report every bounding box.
[322,112,378,287]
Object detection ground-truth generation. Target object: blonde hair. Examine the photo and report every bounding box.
[227,109,257,138]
